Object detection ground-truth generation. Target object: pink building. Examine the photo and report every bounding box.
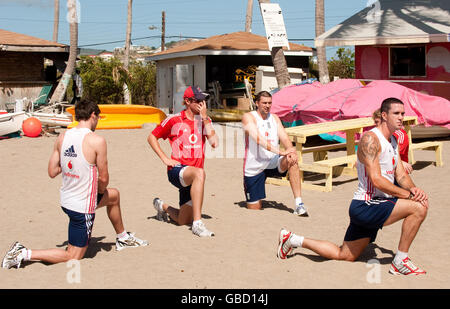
[316,0,450,100]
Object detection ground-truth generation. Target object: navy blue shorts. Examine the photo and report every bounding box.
[97,193,104,205]
[62,207,95,248]
[168,164,192,206]
[344,198,397,243]
[244,167,287,203]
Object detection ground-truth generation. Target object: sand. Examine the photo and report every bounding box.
[0,123,449,290]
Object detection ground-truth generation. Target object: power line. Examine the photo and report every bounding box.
[78,35,206,48]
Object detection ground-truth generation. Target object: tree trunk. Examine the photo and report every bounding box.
[258,0,290,89]
[123,0,132,105]
[245,0,253,32]
[52,0,59,42]
[315,0,330,84]
[49,0,77,104]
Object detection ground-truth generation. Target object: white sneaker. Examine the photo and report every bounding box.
[277,229,293,259]
[2,241,26,269]
[115,232,148,251]
[294,203,308,216]
[389,257,426,276]
[153,197,169,222]
[192,221,215,237]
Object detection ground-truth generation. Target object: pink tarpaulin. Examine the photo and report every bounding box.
[272,79,450,130]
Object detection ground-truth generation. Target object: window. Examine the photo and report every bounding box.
[390,46,426,77]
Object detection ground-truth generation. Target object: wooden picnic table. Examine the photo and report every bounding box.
[266,116,418,192]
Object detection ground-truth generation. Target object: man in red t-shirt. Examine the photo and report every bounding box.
[148,86,218,237]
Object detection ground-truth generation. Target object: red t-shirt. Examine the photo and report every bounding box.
[152,110,207,169]
[393,129,409,162]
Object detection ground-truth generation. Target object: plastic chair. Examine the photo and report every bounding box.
[31,84,53,111]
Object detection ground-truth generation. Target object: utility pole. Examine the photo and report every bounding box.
[245,0,253,32]
[123,0,132,105]
[124,0,132,70]
[161,11,166,51]
[258,0,290,89]
[52,0,59,42]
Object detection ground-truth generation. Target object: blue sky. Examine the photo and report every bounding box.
[0,0,370,57]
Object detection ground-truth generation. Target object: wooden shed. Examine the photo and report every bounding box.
[0,29,69,109]
[146,31,313,114]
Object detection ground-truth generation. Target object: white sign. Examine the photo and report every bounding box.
[260,3,290,50]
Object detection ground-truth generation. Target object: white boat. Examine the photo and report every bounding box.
[30,111,72,127]
[0,111,26,136]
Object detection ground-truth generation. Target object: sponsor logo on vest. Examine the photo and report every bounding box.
[64,172,80,179]
[64,145,77,157]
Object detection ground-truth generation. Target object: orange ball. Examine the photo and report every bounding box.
[22,117,42,137]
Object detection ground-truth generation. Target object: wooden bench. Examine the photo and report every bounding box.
[266,145,358,192]
[313,154,358,192]
[302,143,347,161]
[410,141,443,167]
[265,155,358,192]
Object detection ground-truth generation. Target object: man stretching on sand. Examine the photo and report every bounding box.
[242,91,308,215]
[2,99,148,269]
[148,86,218,237]
[277,98,429,276]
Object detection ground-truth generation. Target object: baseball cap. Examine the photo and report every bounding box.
[183,86,209,101]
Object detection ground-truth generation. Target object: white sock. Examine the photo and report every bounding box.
[290,234,304,248]
[21,249,32,261]
[295,197,303,206]
[117,231,128,240]
[193,220,202,227]
[394,250,408,263]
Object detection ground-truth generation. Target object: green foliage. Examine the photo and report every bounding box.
[327,48,355,80]
[77,56,157,105]
[128,61,157,106]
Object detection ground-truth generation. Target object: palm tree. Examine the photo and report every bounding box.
[52,0,59,42]
[258,0,291,89]
[49,0,77,104]
[123,0,132,105]
[245,0,253,32]
[315,0,330,84]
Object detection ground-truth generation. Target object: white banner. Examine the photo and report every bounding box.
[260,3,290,50]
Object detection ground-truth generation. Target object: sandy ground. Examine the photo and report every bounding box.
[0,122,449,290]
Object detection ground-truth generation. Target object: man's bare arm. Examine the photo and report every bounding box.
[93,135,109,194]
[395,153,415,190]
[242,113,293,156]
[48,133,63,178]
[358,132,410,199]
[274,114,297,162]
[147,133,180,167]
[394,153,428,204]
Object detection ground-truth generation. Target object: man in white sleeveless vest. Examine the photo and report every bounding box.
[242,91,308,215]
[2,99,148,269]
[276,98,429,276]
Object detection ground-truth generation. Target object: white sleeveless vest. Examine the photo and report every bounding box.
[60,128,98,214]
[244,111,279,177]
[353,127,398,201]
